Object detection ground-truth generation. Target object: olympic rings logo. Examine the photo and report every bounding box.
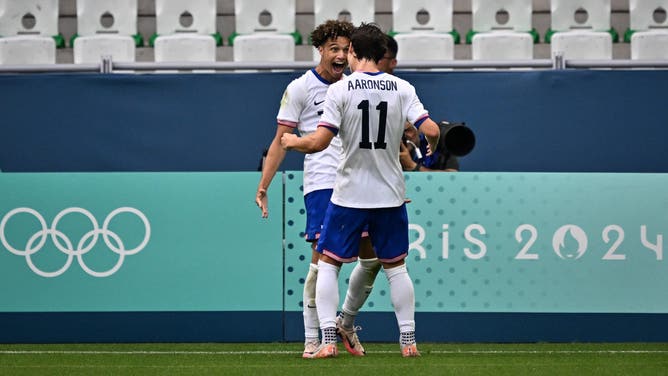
[0,207,150,278]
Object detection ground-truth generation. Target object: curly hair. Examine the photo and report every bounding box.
[310,19,355,48]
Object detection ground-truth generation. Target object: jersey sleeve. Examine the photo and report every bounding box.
[403,83,429,127]
[317,82,342,132]
[276,79,306,127]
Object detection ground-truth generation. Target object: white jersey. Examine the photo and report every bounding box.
[277,68,343,195]
[319,71,429,208]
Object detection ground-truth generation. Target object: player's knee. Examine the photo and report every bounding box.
[360,257,381,274]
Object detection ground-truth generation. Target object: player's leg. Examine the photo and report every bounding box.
[337,236,380,356]
[370,204,420,357]
[301,189,333,357]
[308,204,365,359]
[383,259,419,357]
[342,237,381,321]
[302,244,320,357]
[310,254,340,358]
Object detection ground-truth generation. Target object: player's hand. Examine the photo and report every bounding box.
[256,188,269,218]
[280,133,298,150]
[425,142,434,157]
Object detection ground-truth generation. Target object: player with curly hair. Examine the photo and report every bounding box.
[281,22,441,358]
[255,20,378,358]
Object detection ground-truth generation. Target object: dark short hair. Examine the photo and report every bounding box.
[385,35,398,58]
[350,23,387,63]
[310,20,355,48]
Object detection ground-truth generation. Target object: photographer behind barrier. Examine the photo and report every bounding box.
[400,121,475,172]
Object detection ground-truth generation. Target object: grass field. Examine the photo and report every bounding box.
[2,342,668,375]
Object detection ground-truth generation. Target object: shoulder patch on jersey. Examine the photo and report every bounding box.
[280,89,289,108]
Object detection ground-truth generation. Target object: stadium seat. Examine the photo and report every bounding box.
[73,35,135,64]
[152,0,218,63]
[548,0,614,60]
[312,0,374,61]
[72,0,139,64]
[551,30,612,60]
[0,36,55,65]
[631,31,668,59]
[231,0,298,62]
[627,0,668,60]
[391,0,456,61]
[470,0,535,60]
[0,0,59,64]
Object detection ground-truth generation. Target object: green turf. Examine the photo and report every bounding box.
[2,342,668,375]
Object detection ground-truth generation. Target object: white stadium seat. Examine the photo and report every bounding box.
[628,0,668,60]
[74,35,135,64]
[0,0,58,64]
[73,0,138,64]
[0,36,55,65]
[471,0,534,60]
[392,0,455,61]
[154,34,216,62]
[549,0,613,60]
[232,0,297,62]
[631,30,668,60]
[312,0,374,61]
[472,31,534,60]
[153,0,217,63]
[551,30,612,60]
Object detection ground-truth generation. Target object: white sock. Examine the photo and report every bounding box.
[303,263,319,341]
[315,260,340,331]
[384,264,416,334]
[341,258,381,328]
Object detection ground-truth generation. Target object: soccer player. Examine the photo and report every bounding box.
[377,35,460,172]
[281,23,440,358]
[377,34,398,74]
[255,20,374,358]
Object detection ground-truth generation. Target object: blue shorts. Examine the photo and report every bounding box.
[303,189,333,243]
[317,203,408,263]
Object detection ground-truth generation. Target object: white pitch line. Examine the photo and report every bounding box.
[430,350,668,354]
[0,350,298,355]
[1,350,667,355]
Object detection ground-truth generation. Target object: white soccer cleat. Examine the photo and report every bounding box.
[335,315,366,356]
[306,342,338,359]
[302,339,321,358]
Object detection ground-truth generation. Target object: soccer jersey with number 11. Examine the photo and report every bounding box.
[318,71,430,209]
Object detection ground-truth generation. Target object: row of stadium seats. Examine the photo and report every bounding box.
[1,0,667,65]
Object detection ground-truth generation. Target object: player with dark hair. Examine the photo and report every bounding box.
[378,35,460,172]
[377,34,398,74]
[281,23,440,358]
[255,19,374,358]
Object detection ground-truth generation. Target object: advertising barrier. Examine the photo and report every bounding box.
[285,172,668,315]
[1,171,667,342]
[0,172,282,312]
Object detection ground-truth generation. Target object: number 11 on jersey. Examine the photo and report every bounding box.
[358,100,388,150]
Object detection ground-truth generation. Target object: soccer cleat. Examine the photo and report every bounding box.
[335,315,366,356]
[306,342,338,359]
[401,343,421,357]
[302,340,321,359]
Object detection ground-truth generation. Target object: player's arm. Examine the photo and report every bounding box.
[256,124,295,218]
[281,125,336,153]
[413,117,440,156]
[405,83,439,155]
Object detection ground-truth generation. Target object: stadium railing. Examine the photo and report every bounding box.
[1,55,668,73]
